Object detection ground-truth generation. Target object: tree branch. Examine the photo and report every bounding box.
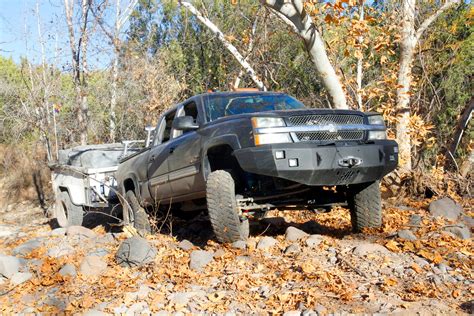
[415,0,460,42]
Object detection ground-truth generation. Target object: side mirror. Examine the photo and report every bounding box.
[173,116,199,131]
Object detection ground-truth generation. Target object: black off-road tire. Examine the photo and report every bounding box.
[125,190,152,235]
[54,191,83,227]
[206,170,249,243]
[348,181,382,232]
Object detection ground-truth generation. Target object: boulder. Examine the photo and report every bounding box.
[67,226,97,238]
[353,243,390,256]
[305,235,324,248]
[0,255,21,278]
[443,224,471,240]
[12,239,43,256]
[397,229,417,241]
[285,227,309,242]
[284,244,300,255]
[59,263,77,277]
[115,236,157,268]
[50,228,67,237]
[428,197,462,220]
[189,250,213,271]
[178,239,194,251]
[256,237,278,250]
[10,272,32,286]
[231,240,247,250]
[80,256,107,277]
[47,244,75,258]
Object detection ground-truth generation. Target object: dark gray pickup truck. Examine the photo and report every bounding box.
[116,91,398,242]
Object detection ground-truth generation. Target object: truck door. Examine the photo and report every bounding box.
[147,110,176,202]
[167,100,206,197]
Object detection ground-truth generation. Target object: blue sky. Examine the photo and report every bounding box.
[0,0,116,69]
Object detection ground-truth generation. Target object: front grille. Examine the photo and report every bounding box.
[288,114,364,126]
[295,131,364,142]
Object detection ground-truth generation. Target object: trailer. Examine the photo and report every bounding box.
[50,142,143,227]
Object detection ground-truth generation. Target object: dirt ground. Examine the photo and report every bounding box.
[0,178,472,315]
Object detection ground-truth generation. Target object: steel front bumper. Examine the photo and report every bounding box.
[233,140,398,186]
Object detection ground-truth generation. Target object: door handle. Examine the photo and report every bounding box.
[169,147,176,154]
[149,155,156,161]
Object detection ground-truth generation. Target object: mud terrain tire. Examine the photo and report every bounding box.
[206,170,249,243]
[348,181,382,232]
[54,191,83,227]
[125,190,152,235]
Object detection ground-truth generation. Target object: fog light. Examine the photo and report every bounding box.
[288,158,299,167]
[275,150,285,159]
[394,146,399,153]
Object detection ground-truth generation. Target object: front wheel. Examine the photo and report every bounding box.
[124,190,152,235]
[206,170,249,243]
[54,191,83,227]
[347,181,382,232]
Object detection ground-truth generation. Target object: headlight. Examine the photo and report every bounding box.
[255,133,292,145]
[368,130,387,140]
[251,117,286,128]
[368,115,385,125]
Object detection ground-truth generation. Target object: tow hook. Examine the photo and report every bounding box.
[338,156,363,168]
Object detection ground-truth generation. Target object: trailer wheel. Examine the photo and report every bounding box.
[54,191,83,227]
[124,190,151,235]
[347,181,382,232]
[206,170,249,243]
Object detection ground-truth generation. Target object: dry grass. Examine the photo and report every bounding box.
[0,143,51,205]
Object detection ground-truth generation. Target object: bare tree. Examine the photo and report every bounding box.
[356,1,364,110]
[93,0,138,142]
[179,1,266,91]
[261,0,348,109]
[396,0,460,170]
[64,0,92,145]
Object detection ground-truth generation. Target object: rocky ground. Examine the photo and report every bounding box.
[0,183,472,315]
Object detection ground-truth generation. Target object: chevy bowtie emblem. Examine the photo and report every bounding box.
[327,124,337,134]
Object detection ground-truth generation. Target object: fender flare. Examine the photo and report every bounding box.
[200,135,242,180]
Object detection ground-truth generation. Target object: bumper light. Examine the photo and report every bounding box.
[255,133,292,145]
[288,158,299,167]
[368,130,387,140]
[275,150,285,159]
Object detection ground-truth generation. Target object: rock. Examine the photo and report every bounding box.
[0,225,16,238]
[178,239,194,251]
[409,214,422,227]
[136,285,152,300]
[214,249,225,258]
[353,243,390,256]
[89,248,109,257]
[189,250,213,271]
[305,235,323,248]
[443,224,471,240]
[12,239,43,256]
[257,237,278,250]
[59,263,77,277]
[115,236,157,268]
[428,197,462,220]
[50,228,67,237]
[47,244,75,258]
[67,226,97,238]
[283,311,301,316]
[397,229,417,241]
[414,256,430,268]
[461,215,474,228]
[284,244,300,254]
[285,226,309,242]
[437,263,448,274]
[302,310,317,316]
[168,292,195,306]
[80,256,107,277]
[0,255,21,278]
[10,272,32,286]
[231,240,247,250]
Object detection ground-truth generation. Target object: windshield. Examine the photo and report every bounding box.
[203,94,305,121]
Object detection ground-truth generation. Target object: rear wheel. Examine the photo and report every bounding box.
[206,170,249,243]
[54,191,83,227]
[124,190,152,235]
[347,181,382,232]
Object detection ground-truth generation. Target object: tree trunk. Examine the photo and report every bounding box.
[396,0,416,171]
[356,2,364,110]
[180,1,266,91]
[262,0,348,109]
